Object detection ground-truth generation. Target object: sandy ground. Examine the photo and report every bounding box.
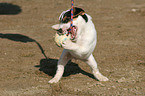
[0,0,145,96]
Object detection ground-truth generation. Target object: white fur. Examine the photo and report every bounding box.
[49,13,108,83]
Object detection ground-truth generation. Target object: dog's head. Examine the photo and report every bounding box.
[59,7,88,24]
[52,7,89,33]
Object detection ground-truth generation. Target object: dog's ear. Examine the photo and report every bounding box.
[51,24,60,30]
[81,14,88,23]
[73,7,88,23]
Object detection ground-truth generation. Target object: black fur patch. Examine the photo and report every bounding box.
[81,14,88,22]
[60,7,88,23]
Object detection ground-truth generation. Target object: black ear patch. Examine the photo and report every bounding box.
[73,7,84,16]
[73,7,88,23]
[60,7,88,23]
[81,14,88,23]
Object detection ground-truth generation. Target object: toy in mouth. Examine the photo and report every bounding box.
[54,26,77,47]
[57,26,77,40]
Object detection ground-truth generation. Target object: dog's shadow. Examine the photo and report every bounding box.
[0,33,95,79]
[36,58,95,79]
[0,33,47,59]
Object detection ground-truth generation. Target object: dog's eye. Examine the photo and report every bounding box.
[62,18,70,23]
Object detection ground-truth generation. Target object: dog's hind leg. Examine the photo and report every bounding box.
[85,54,109,81]
[48,50,72,83]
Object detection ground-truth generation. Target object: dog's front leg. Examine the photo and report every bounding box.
[62,40,78,50]
[62,40,89,58]
[62,40,85,53]
[84,54,109,81]
[48,50,72,83]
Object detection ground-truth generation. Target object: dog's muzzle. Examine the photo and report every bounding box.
[57,26,77,40]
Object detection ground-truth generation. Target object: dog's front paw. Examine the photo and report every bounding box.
[48,78,59,84]
[62,40,74,50]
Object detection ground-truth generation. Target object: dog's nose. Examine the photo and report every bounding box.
[57,29,63,33]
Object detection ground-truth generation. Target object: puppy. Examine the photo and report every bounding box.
[50,7,108,83]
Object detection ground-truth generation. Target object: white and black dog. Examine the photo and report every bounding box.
[50,7,108,83]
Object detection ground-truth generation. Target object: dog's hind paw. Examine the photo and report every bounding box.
[48,78,59,84]
[97,76,109,81]
[94,72,109,81]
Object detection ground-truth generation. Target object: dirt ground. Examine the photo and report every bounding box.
[0,0,145,96]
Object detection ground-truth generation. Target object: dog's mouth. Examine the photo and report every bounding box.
[57,26,78,40]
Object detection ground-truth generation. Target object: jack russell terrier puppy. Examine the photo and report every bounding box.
[50,7,109,83]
